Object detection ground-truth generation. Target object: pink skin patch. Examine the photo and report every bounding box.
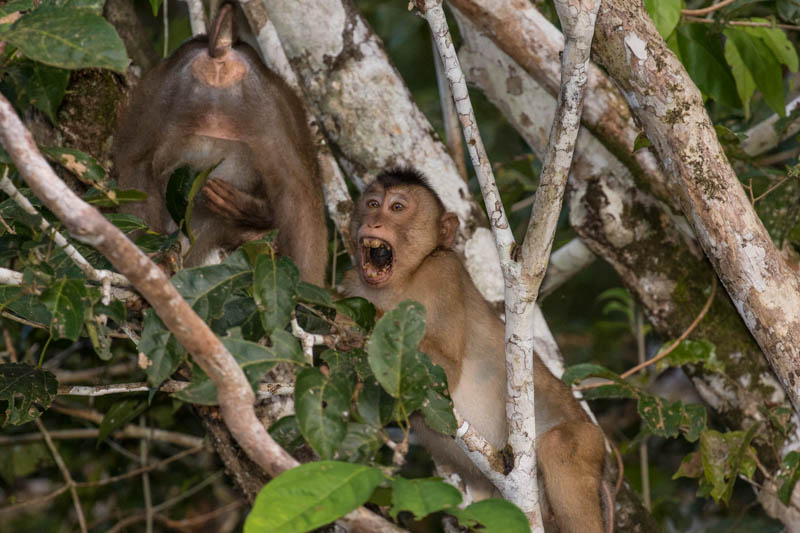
[191,51,248,88]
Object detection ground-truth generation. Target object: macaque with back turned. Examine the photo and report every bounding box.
[113,3,327,284]
[342,168,610,533]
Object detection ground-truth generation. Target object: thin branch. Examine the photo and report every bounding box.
[682,15,800,31]
[0,172,129,288]
[75,445,205,488]
[681,0,737,16]
[0,425,205,449]
[742,96,800,156]
[291,315,328,363]
[140,416,154,533]
[423,1,515,269]
[0,485,70,515]
[58,380,294,400]
[539,238,596,298]
[576,276,717,391]
[35,418,87,533]
[159,500,244,529]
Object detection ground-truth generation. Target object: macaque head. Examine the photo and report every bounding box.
[350,168,459,287]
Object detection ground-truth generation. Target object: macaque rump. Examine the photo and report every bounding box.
[343,168,610,533]
[113,3,327,284]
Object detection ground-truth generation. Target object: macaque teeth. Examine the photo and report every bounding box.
[361,238,391,250]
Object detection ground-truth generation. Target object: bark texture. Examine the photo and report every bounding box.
[591,0,800,414]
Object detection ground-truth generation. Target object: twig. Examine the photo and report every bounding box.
[0,171,130,288]
[140,416,154,533]
[162,0,169,58]
[3,327,17,362]
[0,484,70,515]
[0,426,205,449]
[291,315,329,363]
[681,0,737,16]
[634,306,650,511]
[576,276,717,392]
[682,15,800,31]
[539,238,596,298]
[752,176,791,204]
[76,445,205,488]
[159,500,244,529]
[35,418,87,533]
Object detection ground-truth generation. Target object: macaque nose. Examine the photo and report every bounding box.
[367,221,382,229]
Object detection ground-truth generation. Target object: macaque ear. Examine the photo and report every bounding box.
[438,212,459,249]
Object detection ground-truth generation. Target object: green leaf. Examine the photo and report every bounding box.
[777,451,800,505]
[254,255,299,334]
[643,0,681,39]
[269,415,305,453]
[97,399,147,443]
[139,310,185,389]
[724,38,756,119]
[103,213,147,233]
[700,425,759,504]
[367,300,431,412]
[633,132,652,152]
[744,22,799,72]
[170,364,217,405]
[637,395,706,442]
[337,422,384,463]
[62,0,106,16]
[171,253,252,322]
[778,0,800,24]
[0,363,57,426]
[294,368,351,459]
[40,146,105,184]
[677,24,740,109]
[450,499,531,533]
[245,461,385,533]
[356,377,395,427]
[40,277,85,341]
[0,60,69,123]
[725,28,786,116]
[334,297,376,332]
[390,477,462,519]
[419,388,456,435]
[0,0,35,19]
[654,339,724,373]
[673,450,702,480]
[297,282,334,307]
[5,7,128,72]
[148,0,163,17]
[0,285,52,325]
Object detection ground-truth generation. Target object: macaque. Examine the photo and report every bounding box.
[113,3,327,284]
[342,168,609,533]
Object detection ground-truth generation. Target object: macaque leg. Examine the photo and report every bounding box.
[537,421,607,533]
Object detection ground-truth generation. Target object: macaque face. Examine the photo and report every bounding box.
[352,183,443,288]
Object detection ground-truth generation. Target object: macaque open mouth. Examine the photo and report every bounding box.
[360,237,394,285]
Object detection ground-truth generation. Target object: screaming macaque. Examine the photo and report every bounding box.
[113,3,327,284]
[342,168,610,533]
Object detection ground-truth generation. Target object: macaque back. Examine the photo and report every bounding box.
[113,4,327,284]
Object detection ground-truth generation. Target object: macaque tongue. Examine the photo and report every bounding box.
[371,246,392,268]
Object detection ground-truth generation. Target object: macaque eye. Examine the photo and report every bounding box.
[367,199,380,208]
[391,202,404,212]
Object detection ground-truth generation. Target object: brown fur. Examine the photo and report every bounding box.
[343,174,608,532]
[113,4,327,284]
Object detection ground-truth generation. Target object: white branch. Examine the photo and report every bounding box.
[291,316,326,364]
[539,238,595,298]
[182,0,207,36]
[58,380,294,400]
[741,96,800,157]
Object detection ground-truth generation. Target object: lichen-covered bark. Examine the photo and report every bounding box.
[446,0,676,208]
[592,0,800,415]
[261,0,510,301]
[456,7,797,472]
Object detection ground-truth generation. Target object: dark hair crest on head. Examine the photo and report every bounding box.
[375,167,444,209]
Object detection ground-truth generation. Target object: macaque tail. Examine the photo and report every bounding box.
[208,3,235,58]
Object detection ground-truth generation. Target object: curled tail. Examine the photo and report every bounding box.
[208,3,235,58]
